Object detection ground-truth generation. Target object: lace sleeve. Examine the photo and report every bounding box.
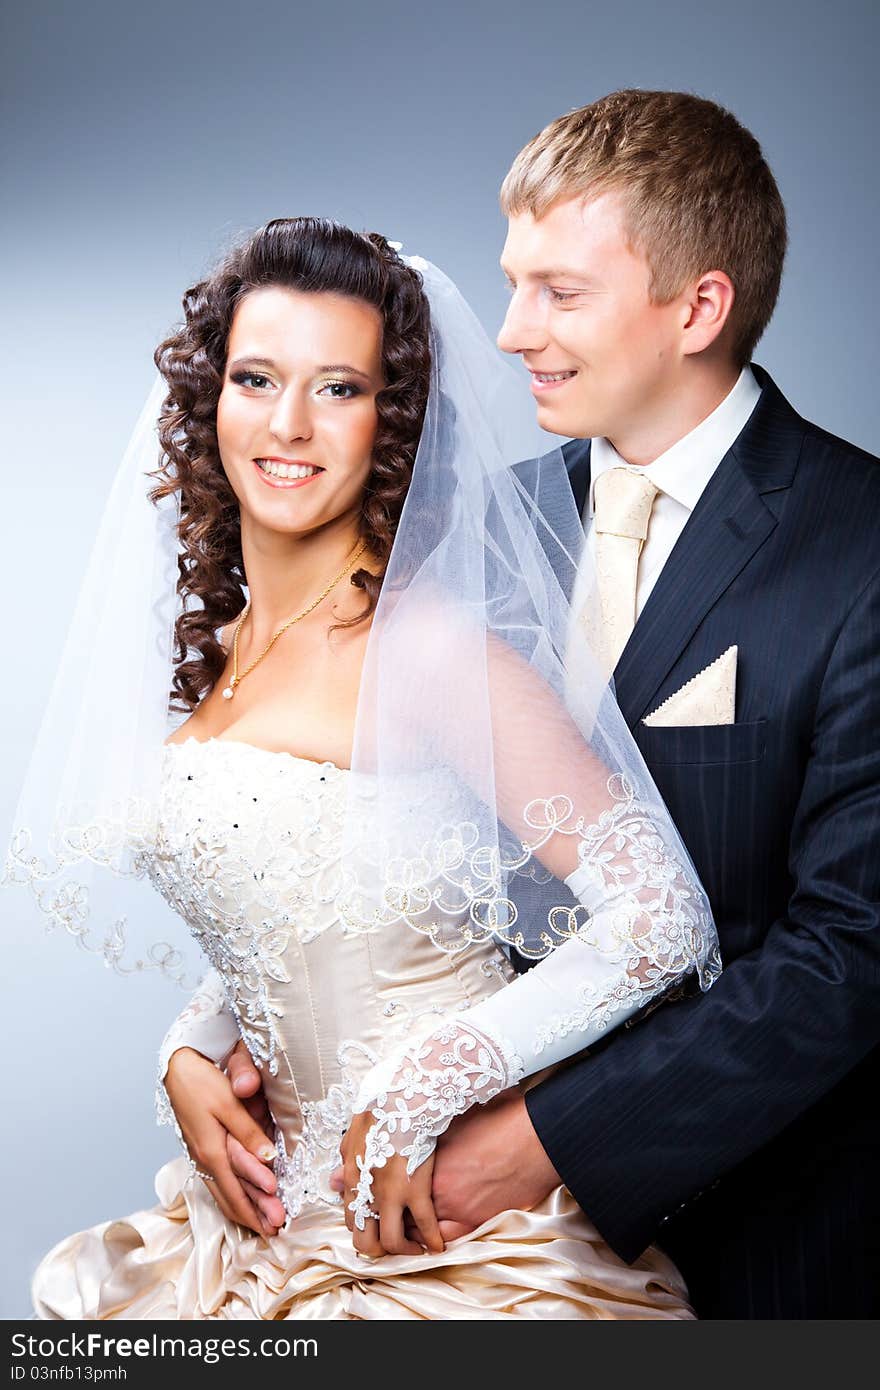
[154,969,240,1128]
[350,830,714,1228]
[348,634,717,1230]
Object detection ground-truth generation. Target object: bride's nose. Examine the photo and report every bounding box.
[269,385,313,443]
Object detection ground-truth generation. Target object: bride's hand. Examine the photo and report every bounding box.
[340,1110,445,1257]
[165,1046,283,1237]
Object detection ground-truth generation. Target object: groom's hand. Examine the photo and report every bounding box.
[223,1042,287,1233]
[330,1090,560,1243]
[425,1091,561,1235]
[165,1043,286,1236]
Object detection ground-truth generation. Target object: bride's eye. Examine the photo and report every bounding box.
[317,381,361,400]
[230,370,273,390]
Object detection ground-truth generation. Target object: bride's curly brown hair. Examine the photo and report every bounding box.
[149,217,431,713]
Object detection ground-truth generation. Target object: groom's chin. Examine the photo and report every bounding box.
[534,399,587,440]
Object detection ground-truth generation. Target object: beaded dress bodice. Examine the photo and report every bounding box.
[146,738,515,1218]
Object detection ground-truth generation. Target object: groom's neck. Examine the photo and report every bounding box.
[606,357,742,467]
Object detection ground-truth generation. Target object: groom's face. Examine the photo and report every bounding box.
[498,192,686,443]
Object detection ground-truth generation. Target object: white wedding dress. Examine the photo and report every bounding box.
[32,737,693,1320]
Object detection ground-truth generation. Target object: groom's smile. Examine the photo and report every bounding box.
[528,367,579,393]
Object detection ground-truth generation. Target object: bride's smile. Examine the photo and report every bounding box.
[254,459,323,485]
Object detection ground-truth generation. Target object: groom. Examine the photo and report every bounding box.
[163,90,880,1318]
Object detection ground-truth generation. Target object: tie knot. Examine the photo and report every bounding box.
[593,467,659,541]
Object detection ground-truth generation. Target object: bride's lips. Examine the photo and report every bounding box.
[252,459,324,490]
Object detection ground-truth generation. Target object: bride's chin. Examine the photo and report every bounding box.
[239,500,314,538]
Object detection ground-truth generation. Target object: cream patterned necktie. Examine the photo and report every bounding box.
[591,466,660,673]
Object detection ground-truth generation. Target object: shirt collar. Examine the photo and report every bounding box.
[588,366,762,517]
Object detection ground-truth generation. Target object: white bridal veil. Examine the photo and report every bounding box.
[3,254,721,1006]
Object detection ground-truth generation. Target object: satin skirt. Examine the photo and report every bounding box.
[32,1156,693,1320]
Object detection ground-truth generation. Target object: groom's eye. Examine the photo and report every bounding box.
[547,288,581,304]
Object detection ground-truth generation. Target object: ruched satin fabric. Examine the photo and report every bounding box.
[33,1155,693,1320]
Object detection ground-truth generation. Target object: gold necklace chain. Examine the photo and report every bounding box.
[221,539,369,701]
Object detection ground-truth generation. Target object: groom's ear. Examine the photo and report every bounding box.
[680,270,736,358]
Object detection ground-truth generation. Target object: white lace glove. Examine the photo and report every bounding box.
[349,859,704,1230]
[349,1018,523,1228]
[155,969,240,1133]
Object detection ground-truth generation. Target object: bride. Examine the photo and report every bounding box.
[7,216,720,1319]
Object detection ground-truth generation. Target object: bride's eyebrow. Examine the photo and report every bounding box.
[318,364,372,380]
[228,355,277,371]
[227,357,372,380]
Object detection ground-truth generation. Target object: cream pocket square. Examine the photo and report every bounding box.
[643,646,737,727]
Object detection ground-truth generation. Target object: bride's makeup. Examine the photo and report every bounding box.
[252,458,324,489]
[216,287,384,535]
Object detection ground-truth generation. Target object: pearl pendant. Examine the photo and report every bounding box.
[222,686,234,701]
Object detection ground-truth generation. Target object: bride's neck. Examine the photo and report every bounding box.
[239,512,364,643]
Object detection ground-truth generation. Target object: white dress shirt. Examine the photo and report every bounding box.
[583,367,762,617]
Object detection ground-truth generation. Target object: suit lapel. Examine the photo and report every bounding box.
[612,460,777,726]
[563,437,591,517]
[601,368,804,728]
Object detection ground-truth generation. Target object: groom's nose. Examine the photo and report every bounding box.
[496,289,547,356]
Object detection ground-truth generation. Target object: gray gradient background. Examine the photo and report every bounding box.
[1,0,877,1318]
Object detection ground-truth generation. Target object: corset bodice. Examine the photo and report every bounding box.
[146,738,515,1215]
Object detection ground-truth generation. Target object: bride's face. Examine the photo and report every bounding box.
[216,286,384,538]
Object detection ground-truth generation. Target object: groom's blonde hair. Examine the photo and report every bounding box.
[500,90,787,365]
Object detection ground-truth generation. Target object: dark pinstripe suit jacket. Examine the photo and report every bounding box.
[524,365,880,1318]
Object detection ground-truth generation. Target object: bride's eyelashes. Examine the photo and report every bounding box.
[316,380,363,400]
[227,369,363,400]
[229,369,275,390]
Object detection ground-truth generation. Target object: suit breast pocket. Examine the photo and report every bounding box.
[636,718,767,767]
[634,719,770,926]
